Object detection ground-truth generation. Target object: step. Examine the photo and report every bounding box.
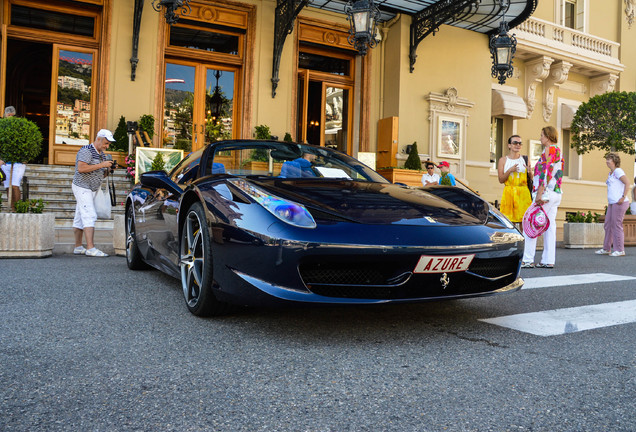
[53,217,122,255]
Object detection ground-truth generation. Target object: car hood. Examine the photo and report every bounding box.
[250,180,488,226]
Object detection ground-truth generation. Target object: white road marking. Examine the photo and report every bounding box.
[480,300,636,336]
[522,273,636,290]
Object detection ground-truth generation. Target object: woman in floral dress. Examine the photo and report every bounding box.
[522,126,564,269]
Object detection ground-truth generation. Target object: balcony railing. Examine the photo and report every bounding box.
[514,17,621,69]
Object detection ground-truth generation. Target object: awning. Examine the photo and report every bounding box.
[309,0,538,34]
[561,104,578,130]
[491,89,528,119]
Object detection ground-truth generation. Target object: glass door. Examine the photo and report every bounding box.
[52,48,95,146]
[324,84,350,153]
[164,62,195,150]
[49,45,96,163]
[164,62,236,152]
[204,67,234,144]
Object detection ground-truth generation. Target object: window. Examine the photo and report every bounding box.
[562,129,581,179]
[490,117,504,168]
[11,4,95,38]
[169,25,240,56]
[559,0,585,31]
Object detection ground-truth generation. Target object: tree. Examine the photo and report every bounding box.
[111,115,129,152]
[139,114,155,140]
[151,152,166,172]
[0,117,43,212]
[570,91,636,155]
[404,141,422,170]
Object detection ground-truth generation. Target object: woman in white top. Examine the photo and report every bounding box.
[596,153,631,257]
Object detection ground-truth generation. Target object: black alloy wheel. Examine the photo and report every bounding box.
[179,202,229,316]
[126,205,148,270]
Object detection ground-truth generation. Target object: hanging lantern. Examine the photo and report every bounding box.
[490,20,517,84]
[345,0,381,56]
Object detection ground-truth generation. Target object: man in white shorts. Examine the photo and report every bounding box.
[72,129,116,257]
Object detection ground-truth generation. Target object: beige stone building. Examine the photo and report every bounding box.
[1,0,634,225]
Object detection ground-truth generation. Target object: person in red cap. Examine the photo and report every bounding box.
[437,161,456,186]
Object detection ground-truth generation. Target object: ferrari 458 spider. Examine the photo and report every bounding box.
[125,140,524,316]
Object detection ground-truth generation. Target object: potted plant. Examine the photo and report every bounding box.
[0,116,54,257]
[243,125,273,171]
[376,142,425,186]
[563,211,605,249]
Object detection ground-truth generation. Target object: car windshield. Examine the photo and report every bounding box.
[206,141,389,183]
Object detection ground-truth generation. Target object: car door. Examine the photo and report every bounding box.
[144,149,204,268]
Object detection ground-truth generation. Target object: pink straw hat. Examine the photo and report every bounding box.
[522,203,550,239]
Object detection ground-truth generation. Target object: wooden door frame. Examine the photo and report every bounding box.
[293,18,367,156]
[1,0,110,165]
[155,0,255,143]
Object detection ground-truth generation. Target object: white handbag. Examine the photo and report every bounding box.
[94,187,112,219]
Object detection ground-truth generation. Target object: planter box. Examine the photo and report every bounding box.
[563,222,604,249]
[242,161,283,174]
[598,215,636,247]
[113,214,126,256]
[624,215,636,246]
[0,213,55,257]
[376,168,424,187]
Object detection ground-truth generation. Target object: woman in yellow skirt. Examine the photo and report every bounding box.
[497,135,532,223]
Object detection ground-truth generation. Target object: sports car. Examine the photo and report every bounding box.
[125,139,524,316]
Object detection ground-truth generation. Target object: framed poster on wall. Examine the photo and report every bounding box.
[437,116,462,158]
[135,147,184,183]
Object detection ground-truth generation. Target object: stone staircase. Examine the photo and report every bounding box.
[1,164,132,254]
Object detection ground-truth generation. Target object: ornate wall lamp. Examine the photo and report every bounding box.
[489,7,517,85]
[345,0,381,56]
[152,0,192,24]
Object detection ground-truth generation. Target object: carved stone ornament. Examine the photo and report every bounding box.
[626,0,635,28]
[543,61,572,122]
[590,74,619,97]
[444,87,458,111]
[525,56,553,119]
[425,88,474,116]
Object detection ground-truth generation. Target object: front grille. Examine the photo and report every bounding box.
[299,259,412,286]
[299,255,520,300]
[468,256,519,279]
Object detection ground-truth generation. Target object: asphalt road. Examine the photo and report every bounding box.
[1,248,634,431]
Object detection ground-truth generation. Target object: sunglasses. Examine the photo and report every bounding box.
[511,141,522,145]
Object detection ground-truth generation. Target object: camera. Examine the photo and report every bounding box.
[126,121,138,134]
[104,155,117,173]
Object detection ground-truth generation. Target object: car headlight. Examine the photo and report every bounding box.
[488,203,516,229]
[229,180,317,228]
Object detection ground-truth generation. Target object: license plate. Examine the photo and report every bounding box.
[413,254,475,274]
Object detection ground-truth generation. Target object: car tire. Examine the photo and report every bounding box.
[126,205,149,270]
[180,202,231,316]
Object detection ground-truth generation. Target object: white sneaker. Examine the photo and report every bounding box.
[595,249,610,255]
[609,251,625,257]
[73,246,87,255]
[85,248,109,257]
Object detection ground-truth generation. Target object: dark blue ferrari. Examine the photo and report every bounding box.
[125,140,524,316]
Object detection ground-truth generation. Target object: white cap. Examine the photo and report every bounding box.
[96,129,116,142]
